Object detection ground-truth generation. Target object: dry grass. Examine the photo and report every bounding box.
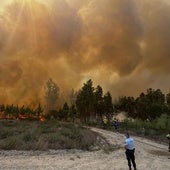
[0,120,98,151]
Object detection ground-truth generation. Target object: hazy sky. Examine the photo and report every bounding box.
[0,0,170,106]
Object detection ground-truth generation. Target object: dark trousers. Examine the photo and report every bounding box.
[125,149,136,169]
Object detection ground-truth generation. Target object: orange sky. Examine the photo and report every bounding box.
[0,0,170,106]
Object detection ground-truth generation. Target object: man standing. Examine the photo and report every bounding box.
[166,133,170,152]
[124,133,137,170]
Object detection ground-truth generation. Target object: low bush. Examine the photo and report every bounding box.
[120,114,170,142]
[0,129,14,139]
[22,131,37,142]
[1,137,18,150]
[0,120,97,151]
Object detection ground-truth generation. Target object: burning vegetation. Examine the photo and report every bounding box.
[0,104,44,121]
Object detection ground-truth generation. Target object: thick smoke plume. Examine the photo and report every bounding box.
[0,0,170,106]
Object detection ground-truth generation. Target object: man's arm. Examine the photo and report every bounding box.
[124,145,127,150]
[124,141,128,150]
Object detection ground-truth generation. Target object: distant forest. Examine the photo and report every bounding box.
[0,79,170,123]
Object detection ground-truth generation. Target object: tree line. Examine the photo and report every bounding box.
[0,104,43,120]
[45,79,170,123]
[0,78,170,123]
[114,88,170,120]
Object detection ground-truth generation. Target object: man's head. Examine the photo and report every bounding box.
[125,133,130,138]
[166,134,170,139]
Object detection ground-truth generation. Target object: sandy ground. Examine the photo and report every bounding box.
[0,127,169,170]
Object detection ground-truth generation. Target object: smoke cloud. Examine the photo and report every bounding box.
[0,0,170,106]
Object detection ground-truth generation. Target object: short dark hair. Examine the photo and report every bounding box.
[126,133,130,138]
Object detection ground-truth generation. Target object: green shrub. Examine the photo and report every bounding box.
[0,129,14,139]
[22,131,37,142]
[154,114,170,131]
[121,115,170,137]
[60,127,81,140]
[48,133,61,144]
[1,137,18,150]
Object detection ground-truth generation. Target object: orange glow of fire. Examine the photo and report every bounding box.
[40,116,45,122]
[0,112,46,121]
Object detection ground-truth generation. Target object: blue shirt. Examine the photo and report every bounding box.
[125,137,135,150]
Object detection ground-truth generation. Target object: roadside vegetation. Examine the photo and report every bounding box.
[119,114,170,142]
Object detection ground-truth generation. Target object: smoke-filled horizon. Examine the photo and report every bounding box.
[0,0,170,106]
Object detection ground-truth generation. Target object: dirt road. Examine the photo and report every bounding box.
[0,128,169,170]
